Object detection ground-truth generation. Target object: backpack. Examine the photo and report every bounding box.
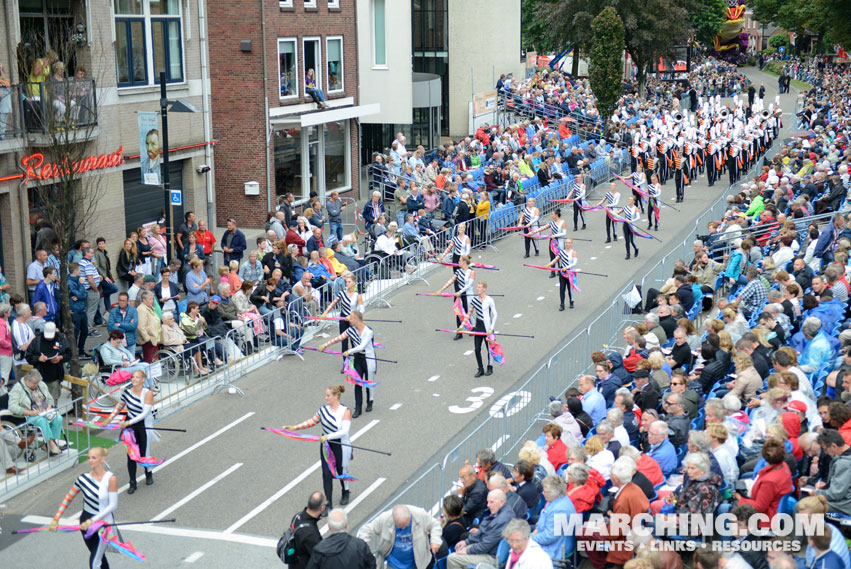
[276,513,314,565]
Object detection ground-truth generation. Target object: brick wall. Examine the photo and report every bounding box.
[209,0,360,228]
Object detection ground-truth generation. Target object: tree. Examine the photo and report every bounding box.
[18,19,109,396]
[751,0,829,53]
[689,0,727,47]
[589,7,625,124]
[537,0,697,95]
[522,0,552,52]
[769,33,790,50]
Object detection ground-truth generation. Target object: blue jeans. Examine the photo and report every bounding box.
[100,280,119,312]
[396,211,406,227]
[306,88,326,104]
[329,221,343,242]
[71,311,88,353]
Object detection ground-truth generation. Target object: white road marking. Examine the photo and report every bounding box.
[427,375,440,382]
[152,463,243,521]
[491,435,509,453]
[184,552,205,563]
[513,313,522,318]
[464,350,473,356]
[433,393,440,397]
[590,256,597,260]
[22,515,278,548]
[223,419,380,534]
[536,296,545,301]
[319,478,388,536]
[389,403,403,410]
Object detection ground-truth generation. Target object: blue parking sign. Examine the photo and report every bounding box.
[170,189,182,206]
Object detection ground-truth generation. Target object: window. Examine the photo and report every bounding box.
[324,120,350,191]
[303,38,321,98]
[328,0,339,7]
[304,0,317,7]
[326,37,343,93]
[278,0,292,6]
[373,0,386,67]
[278,38,298,99]
[114,0,184,88]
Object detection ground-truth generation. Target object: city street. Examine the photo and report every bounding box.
[0,66,799,567]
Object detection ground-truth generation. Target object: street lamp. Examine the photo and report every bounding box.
[159,71,200,259]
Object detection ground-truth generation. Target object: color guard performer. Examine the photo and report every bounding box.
[546,237,578,311]
[646,174,662,232]
[434,255,476,338]
[439,223,471,266]
[566,174,588,232]
[622,196,640,260]
[594,181,621,243]
[458,281,498,378]
[321,272,365,373]
[520,197,541,258]
[319,311,376,418]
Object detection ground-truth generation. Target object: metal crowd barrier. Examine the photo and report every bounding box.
[1,396,87,501]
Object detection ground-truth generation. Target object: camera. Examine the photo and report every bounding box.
[195,165,211,174]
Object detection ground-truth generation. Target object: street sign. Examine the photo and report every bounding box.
[170,188,182,206]
[779,46,786,54]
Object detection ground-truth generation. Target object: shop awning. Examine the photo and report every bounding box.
[269,98,380,127]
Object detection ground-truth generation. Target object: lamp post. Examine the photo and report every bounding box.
[159,71,199,260]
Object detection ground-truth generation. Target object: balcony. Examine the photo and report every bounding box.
[0,83,26,154]
[20,78,99,146]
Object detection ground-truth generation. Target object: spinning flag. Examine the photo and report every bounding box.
[486,334,505,366]
[89,522,147,562]
[453,299,473,330]
[342,357,380,388]
[120,428,165,469]
[322,441,358,481]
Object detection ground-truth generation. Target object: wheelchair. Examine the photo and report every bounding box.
[153,344,211,385]
[0,406,70,464]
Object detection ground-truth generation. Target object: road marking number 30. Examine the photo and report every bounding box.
[448,388,532,417]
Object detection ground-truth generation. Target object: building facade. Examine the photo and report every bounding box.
[208,0,377,225]
[0,0,214,293]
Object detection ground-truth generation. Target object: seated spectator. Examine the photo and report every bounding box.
[531,474,577,559]
[584,435,614,480]
[440,495,466,551]
[488,474,526,519]
[726,352,762,403]
[448,489,512,569]
[7,369,64,455]
[814,429,851,516]
[596,419,623,457]
[620,445,664,486]
[799,316,834,374]
[735,439,794,524]
[547,400,582,446]
[356,504,442,569]
[661,392,691,447]
[519,440,554,480]
[632,367,661,411]
[670,452,723,515]
[565,462,604,513]
[647,420,678,478]
[796,495,851,569]
[161,311,210,375]
[565,396,593,438]
[606,458,650,566]
[542,423,568,472]
[504,519,553,569]
[457,464,487,528]
[577,374,606,424]
[475,448,512,483]
[512,460,541,513]
[707,423,739,486]
[99,330,148,377]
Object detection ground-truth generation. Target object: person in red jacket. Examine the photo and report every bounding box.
[285,219,307,257]
[622,327,645,373]
[565,462,604,513]
[734,439,794,526]
[543,423,568,471]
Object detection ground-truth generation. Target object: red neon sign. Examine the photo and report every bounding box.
[21,146,125,182]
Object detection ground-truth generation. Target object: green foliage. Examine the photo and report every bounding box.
[689,0,727,47]
[589,7,624,123]
[522,0,553,52]
[751,0,851,52]
[769,34,790,50]
[746,56,757,67]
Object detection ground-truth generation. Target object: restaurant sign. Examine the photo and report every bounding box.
[21,146,125,182]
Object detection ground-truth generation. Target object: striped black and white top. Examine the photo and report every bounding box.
[319,404,350,440]
[571,182,586,202]
[557,248,578,270]
[336,290,361,318]
[455,268,474,297]
[648,184,662,198]
[346,325,376,361]
[521,207,540,229]
[622,205,640,223]
[603,191,620,208]
[632,171,645,187]
[121,388,146,419]
[74,471,116,516]
[470,295,498,331]
[451,235,471,256]
[548,219,567,249]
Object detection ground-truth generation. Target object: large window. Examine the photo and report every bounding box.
[114,0,184,88]
[324,120,349,191]
[303,38,321,98]
[372,0,386,67]
[326,37,343,93]
[278,38,298,99]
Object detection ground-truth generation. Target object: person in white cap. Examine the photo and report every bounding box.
[24,321,71,405]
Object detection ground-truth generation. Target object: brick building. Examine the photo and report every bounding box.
[208,0,378,226]
[0,0,214,293]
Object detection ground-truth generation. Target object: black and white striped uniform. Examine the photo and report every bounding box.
[521,207,540,256]
[548,219,567,251]
[455,268,474,298]
[647,183,662,226]
[121,387,158,480]
[570,181,587,228]
[336,289,363,354]
[318,404,352,495]
[603,190,620,241]
[556,247,578,305]
[346,325,376,407]
[75,471,117,569]
[450,234,471,265]
[469,295,498,371]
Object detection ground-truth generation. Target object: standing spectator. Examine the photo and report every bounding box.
[94,237,118,321]
[26,248,48,296]
[287,491,325,569]
[153,267,180,314]
[78,247,102,337]
[148,224,167,274]
[12,306,36,379]
[185,258,211,304]
[116,238,140,289]
[280,192,295,228]
[176,211,197,257]
[25,322,70,405]
[305,509,374,569]
[32,266,59,322]
[108,293,139,356]
[67,263,89,357]
[221,218,247,263]
[0,303,12,387]
[326,191,344,243]
[196,219,216,273]
[357,505,443,569]
[136,290,161,362]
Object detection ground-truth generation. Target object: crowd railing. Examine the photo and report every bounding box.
[1,396,87,501]
[0,83,25,142]
[21,78,98,134]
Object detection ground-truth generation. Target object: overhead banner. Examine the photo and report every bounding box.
[138,111,161,186]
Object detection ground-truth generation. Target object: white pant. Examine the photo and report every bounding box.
[447,553,497,569]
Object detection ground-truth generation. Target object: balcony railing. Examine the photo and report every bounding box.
[0,82,24,142]
[21,78,98,134]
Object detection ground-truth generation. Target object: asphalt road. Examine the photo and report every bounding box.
[0,67,797,568]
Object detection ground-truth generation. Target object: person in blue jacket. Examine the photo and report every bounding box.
[221,218,247,263]
[32,266,59,322]
[67,262,89,357]
[646,420,679,478]
[812,214,844,269]
[531,474,577,560]
[108,292,139,356]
